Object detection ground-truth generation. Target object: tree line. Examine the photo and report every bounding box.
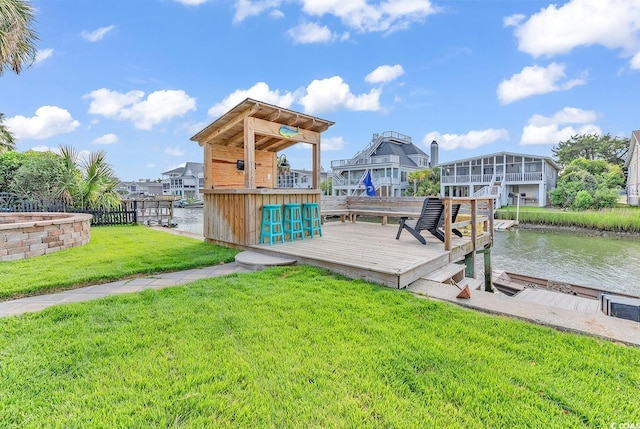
[0,147,121,209]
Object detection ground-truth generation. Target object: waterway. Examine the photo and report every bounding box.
[492,229,640,296]
[171,208,640,296]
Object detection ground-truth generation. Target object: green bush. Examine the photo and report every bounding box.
[552,158,624,209]
[573,190,593,210]
[593,187,619,209]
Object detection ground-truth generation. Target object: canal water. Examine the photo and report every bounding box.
[492,229,640,296]
[172,208,640,296]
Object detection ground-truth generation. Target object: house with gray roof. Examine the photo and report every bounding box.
[162,162,204,201]
[330,131,430,196]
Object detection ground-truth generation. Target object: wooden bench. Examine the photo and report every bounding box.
[320,196,351,223]
[321,196,423,225]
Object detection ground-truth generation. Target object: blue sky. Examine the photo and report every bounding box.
[1,0,639,181]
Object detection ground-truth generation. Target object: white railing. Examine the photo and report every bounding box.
[442,172,543,184]
[332,172,347,186]
[331,154,400,168]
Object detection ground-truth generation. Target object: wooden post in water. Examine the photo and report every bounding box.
[484,243,493,292]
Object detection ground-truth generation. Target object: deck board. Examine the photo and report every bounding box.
[247,222,474,288]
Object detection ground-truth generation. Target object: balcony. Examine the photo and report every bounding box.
[331,155,400,169]
[442,172,543,184]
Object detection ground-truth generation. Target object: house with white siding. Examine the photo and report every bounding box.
[330,131,430,196]
[624,130,640,206]
[439,152,560,207]
[162,162,204,201]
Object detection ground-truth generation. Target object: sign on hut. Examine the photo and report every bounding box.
[190,98,334,247]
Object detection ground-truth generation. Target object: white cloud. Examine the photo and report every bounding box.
[92,133,118,145]
[147,163,156,168]
[269,9,285,19]
[631,52,640,70]
[509,0,640,68]
[234,0,282,23]
[207,82,299,117]
[301,0,439,33]
[320,136,346,151]
[423,129,509,150]
[34,48,54,64]
[497,62,587,104]
[208,76,382,118]
[503,14,525,28]
[30,145,58,153]
[81,25,116,42]
[365,64,404,84]
[165,147,185,157]
[5,106,80,140]
[287,21,335,44]
[233,0,438,34]
[299,76,381,114]
[520,107,601,145]
[84,88,196,130]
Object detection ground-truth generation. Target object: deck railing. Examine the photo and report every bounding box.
[442,172,543,184]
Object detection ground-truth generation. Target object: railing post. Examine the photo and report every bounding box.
[444,198,452,251]
[470,199,477,254]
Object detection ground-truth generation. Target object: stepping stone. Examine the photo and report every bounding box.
[235,251,296,271]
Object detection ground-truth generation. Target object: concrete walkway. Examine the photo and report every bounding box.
[0,263,251,318]
[0,250,296,318]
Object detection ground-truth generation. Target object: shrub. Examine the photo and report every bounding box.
[572,190,593,210]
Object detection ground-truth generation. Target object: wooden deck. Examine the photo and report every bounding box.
[248,221,492,288]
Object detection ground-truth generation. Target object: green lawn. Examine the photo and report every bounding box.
[0,225,238,301]
[1,266,638,427]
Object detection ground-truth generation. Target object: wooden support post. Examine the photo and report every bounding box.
[244,117,256,189]
[465,252,475,278]
[488,197,495,242]
[470,199,477,253]
[444,198,452,251]
[484,244,493,292]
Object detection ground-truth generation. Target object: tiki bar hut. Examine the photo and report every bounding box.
[190,98,334,247]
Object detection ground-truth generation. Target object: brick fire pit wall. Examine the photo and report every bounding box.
[0,212,92,261]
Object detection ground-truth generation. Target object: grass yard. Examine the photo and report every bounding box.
[0,225,238,301]
[1,266,639,428]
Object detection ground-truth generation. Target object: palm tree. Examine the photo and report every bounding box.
[79,150,121,209]
[0,113,15,152]
[56,145,81,204]
[0,0,38,75]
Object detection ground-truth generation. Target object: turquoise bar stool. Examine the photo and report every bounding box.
[302,202,322,238]
[260,204,284,245]
[283,203,304,241]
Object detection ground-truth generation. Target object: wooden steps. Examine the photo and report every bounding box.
[421,263,465,284]
[458,277,484,291]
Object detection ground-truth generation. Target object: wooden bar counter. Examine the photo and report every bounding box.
[202,188,320,247]
[191,98,334,248]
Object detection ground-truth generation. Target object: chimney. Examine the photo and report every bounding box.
[430,140,439,167]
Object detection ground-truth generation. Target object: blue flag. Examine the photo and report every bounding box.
[363,171,376,196]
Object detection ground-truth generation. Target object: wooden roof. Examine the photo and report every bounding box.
[190,98,334,152]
